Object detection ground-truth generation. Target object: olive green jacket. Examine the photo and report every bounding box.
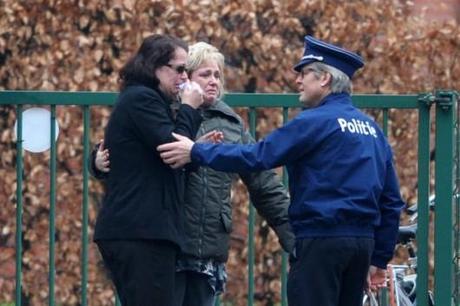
[182,100,294,262]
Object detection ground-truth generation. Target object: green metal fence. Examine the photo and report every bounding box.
[0,90,458,306]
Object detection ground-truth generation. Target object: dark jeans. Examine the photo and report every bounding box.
[97,239,178,306]
[287,237,374,306]
[174,271,216,306]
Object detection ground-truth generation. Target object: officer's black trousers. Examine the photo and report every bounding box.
[287,237,374,306]
[97,239,178,306]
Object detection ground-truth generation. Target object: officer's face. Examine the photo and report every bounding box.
[296,65,330,109]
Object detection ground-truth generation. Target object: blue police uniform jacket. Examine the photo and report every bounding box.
[191,93,404,268]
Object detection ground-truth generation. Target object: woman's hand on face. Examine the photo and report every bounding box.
[179,81,204,109]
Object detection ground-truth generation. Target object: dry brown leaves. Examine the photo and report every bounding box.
[0,0,459,304]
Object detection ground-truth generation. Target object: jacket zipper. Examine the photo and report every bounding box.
[198,124,208,257]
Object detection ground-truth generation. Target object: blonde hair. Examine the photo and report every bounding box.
[187,42,225,99]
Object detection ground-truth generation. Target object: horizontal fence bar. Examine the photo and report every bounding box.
[227,93,420,109]
[0,91,419,109]
[0,91,118,106]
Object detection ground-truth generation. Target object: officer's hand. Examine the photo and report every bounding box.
[157,133,195,169]
[367,265,387,292]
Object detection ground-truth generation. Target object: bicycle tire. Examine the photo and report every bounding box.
[394,281,413,306]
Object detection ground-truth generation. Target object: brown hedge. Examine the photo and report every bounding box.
[0,0,459,305]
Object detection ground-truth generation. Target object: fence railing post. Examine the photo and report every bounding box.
[15,104,23,306]
[281,107,289,306]
[49,104,57,306]
[434,90,456,306]
[81,105,90,306]
[247,107,257,306]
[454,91,460,306]
[416,93,434,306]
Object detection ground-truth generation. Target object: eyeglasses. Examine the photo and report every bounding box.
[299,67,316,78]
[166,63,187,74]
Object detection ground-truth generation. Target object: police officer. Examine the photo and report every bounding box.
[157,36,405,306]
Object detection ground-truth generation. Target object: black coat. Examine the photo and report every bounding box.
[94,82,202,248]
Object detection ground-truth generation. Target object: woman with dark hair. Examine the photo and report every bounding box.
[93,34,204,306]
[92,41,294,306]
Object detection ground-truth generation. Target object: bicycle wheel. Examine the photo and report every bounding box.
[394,281,413,306]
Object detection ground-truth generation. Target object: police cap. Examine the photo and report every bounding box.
[293,36,364,79]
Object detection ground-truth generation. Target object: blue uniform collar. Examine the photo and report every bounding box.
[301,93,351,111]
[318,92,351,107]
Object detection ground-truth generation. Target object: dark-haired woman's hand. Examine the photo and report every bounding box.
[180,81,204,109]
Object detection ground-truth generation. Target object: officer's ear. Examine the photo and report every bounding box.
[320,72,332,87]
